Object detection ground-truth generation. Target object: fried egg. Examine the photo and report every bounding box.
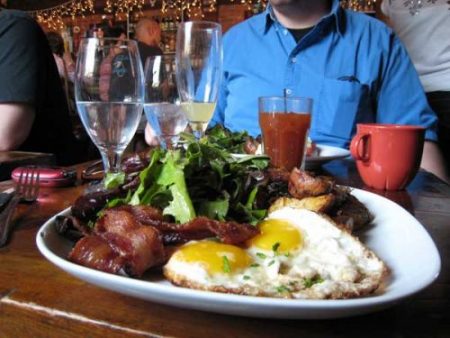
[163,207,388,299]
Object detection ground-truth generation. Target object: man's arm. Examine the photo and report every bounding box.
[421,141,449,183]
[0,103,35,150]
[144,123,159,146]
[375,31,447,182]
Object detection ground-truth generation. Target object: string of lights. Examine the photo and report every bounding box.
[105,0,145,17]
[27,0,377,31]
[28,0,94,31]
[340,0,377,12]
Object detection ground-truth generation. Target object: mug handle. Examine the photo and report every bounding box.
[350,133,370,162]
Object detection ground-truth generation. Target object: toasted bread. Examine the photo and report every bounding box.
[268,194,336,214]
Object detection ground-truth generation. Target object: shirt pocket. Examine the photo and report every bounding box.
[316,77,370,141]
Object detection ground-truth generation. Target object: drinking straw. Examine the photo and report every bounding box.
[283,88,288,113]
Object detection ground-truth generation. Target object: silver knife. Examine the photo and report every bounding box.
[0,188,14,212]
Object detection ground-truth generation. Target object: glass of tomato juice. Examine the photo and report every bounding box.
[258,96,313,171]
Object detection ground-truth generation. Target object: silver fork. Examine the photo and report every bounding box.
[0,167,40,247]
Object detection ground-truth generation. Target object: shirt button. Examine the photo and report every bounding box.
[291,57,297,63]
[283,29,288,35]
[285,89,292,95]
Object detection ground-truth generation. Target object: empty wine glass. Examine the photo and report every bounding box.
[175,21,222,140]
[144,55,188,149]
[75,38,144,188]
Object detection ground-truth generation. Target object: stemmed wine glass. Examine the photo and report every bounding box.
[175,21,223,140]
[75,38,144,188]
[144,55,188,149]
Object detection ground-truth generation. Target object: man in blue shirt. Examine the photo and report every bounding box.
[211,0,448,182]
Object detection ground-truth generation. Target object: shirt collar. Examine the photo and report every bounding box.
[256,0,345,37]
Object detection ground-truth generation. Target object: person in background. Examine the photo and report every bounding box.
[210,0,448,183]
[99,26,127,101]
[46,31,75,82]
[46,31,81,140]
[376,0,450,180]
[0,7,84,165]
[134,18,163,66]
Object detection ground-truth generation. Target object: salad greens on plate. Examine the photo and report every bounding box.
[107,129,272,225]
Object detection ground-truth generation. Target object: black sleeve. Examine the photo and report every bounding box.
[109,52,135,101]
[0,13,41,104]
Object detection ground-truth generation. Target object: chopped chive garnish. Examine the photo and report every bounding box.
[256,252,267,259]
[268,260,275,266]
[272,242,280,253]
[276,285,291,293]
[222,256,231,273]
[304,275,324,288]
[250,263,260,268]
[243,275,251,280]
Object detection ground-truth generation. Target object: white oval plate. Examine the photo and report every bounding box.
[36,188,440,319]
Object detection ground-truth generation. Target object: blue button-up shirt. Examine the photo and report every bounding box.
[211,0,438,147]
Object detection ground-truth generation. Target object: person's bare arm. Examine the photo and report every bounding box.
[0,103,35,150]
[421,141,449,183]
[144,123,159,147]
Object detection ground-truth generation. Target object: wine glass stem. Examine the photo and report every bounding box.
[192,130,204,140]
[101,150,123,174]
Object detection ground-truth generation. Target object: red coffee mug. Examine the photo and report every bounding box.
[350,124,425,190]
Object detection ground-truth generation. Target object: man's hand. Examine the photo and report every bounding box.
[421,141,449,183]
[144,123,160,147]
[0,103,35,150]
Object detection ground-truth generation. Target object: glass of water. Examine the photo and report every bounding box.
[144,55,188,149]
[176,21,223,140]
[75,38,144,186]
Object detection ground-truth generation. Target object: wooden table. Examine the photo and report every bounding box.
[0,159,449,338]
[0,151,55,181]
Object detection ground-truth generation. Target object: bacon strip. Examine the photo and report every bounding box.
[69,236,125,274]
[130,213,259,245]
[95,209,166,276]
[69,209,166,277]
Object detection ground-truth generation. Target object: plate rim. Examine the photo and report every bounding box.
[36,188,441,319]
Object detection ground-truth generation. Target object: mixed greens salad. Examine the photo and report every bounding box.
[107,128,273,225]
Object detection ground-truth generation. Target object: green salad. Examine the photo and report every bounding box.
[107,131,271,225]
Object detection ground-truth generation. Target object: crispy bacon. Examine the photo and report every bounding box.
[94,209,166,276]
[95,209,140,233]
[131,213,259,245]
[288,168,334,199]
[69,236,125,274]
[69,205,259,276]
[100,226,165,276]
[69,209,166,277]
[115,205,165,223]
[191,217,259,245]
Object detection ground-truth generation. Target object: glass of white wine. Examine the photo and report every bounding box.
[75,38,144,188]
[144,55,188,149]
[175,21,223,140]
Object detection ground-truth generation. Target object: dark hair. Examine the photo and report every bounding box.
[105,25,127,39]
[46,31,64,57]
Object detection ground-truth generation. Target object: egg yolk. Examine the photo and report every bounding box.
[248,219,302,253]
[173,241,252,275]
